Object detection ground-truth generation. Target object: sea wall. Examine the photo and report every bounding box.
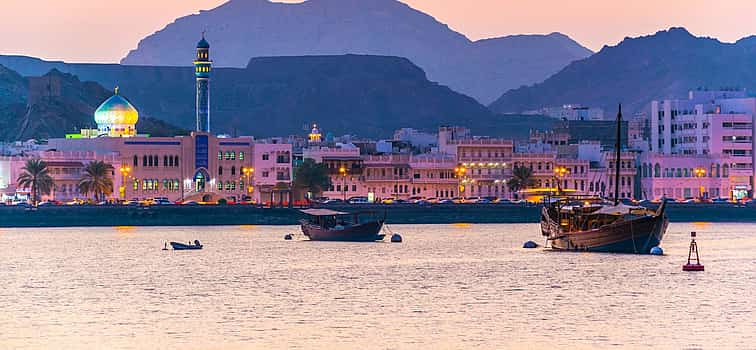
[0,204,754,228]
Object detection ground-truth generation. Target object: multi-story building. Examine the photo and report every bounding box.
[645,89,756,199]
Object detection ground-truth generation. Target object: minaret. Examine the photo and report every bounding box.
[194,32,212,132]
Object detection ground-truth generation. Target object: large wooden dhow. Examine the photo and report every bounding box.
[541,199,668,253]
[540,104,669,254]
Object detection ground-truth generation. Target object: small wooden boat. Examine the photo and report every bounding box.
[300,209,385,242]
[170,240,203,250]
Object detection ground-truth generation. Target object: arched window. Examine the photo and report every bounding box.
[710,164,715,178]
[133,179,139,190]
[133,155,138,167]
[143,155,148,167]
[723,164,729,177]
[218,166,223,176]
[218,151,223,160]
[716,164,721,178]
[231,166,236,176]
[168,156,173,167]
[231,181,236,191]
[148,156,153,167]
[654,164,661,178]
[217,181,223,191]
[153,155,159,167]
[164,156,168,167]
[239,151,245,161]
[174,156,179,167]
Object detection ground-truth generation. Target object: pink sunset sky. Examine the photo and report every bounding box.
[1,0,754,63]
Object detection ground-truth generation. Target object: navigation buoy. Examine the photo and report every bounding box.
[391,233,403,243]
[683,231,704,271]
[649,246,663,255]
[284,234,293,241]
[523,241,538,249]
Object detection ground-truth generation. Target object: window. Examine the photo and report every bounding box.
[231,166,236,176]
[143,155,147,167]
[262,171,269,177]
[218,151,223,160]
[174,156,179,167]
[262,154,269,161]
[217,182,223,191]
[218,166,223,175]
[153,155,159,167]
[133,179,139,190]
[164,156,168,167]
[239,151,245,160]
[133,155,138,167]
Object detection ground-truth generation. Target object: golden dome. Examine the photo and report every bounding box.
[94,87,139,137]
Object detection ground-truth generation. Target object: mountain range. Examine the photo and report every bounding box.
[489,28,756,115]
[0,54,557,140]
[119,0,592,104]
[0,66,185,141]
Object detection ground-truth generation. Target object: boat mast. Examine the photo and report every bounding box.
[614,104,622,206]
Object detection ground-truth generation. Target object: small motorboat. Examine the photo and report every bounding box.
[170,240,203,250]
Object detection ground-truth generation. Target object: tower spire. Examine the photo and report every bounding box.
[194,33,212,132]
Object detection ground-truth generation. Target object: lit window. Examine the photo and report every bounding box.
[239,151,245,160]
[133,179,139,190]
[218,151,223,160]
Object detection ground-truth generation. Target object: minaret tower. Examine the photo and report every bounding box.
[194,32,212,132]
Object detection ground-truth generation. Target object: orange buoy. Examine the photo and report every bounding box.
[683,231,704,271]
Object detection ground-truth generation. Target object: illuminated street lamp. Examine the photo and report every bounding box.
[119,165,131,200]
[243,167,255,194]
[554,166,569,194]
[694,167,706,200]
[339,166,347,201]
[455,166,468,195]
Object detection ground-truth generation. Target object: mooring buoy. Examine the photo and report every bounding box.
[391,233,403,243]
[523,241,538,249]
[284,234,293,241]
[649,246,663,255]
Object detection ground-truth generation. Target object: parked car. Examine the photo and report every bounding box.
[380,198,396,204]
[465,197,482,204]
[494,198,511,204]
[348,196,369,204]
[451,197,465,204]
[424,197,440,204]
[711,197,730,204]
[322,199,344,205]
[438,199,454,204]
[477,198,492,204]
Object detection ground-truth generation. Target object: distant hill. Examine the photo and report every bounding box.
[118,0,591,104]
[0,68,185,141]
[489,28,756,114]
[0,54,508,139]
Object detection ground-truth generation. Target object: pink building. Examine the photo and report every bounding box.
[639,153,738,200]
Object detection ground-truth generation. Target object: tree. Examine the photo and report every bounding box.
[293,158,332,198]
[17,158,54,205]
[508,165,536,195]
[78,160,114,202]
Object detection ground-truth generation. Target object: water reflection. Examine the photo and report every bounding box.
[0,223,753,349]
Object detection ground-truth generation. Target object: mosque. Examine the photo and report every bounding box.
[1,35,293,204]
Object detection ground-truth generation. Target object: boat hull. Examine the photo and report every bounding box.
[301,220,385,242]
[170,242,203,250]
[541,205,669,254]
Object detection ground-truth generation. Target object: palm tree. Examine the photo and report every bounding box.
[17,158,54,205]
[78,160,114,202]
[507,165,536,198]
[293,158,332,199]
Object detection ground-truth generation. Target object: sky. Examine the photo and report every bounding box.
[1,0,755,63]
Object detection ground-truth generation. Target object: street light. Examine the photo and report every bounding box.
[119,166,131,200]
[339,166,347,201]
[455,166,468,196]
[243,167,255,194]
[554,166,569,194]
[694,167,706,200]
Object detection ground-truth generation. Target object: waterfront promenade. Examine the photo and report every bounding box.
[2,203,756,227]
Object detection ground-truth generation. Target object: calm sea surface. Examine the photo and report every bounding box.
[1,223,754,350]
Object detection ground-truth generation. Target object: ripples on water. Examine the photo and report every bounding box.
[1,223,754,349]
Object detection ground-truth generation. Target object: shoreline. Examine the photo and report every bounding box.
[1,203,755,227]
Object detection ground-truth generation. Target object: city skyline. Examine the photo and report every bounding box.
[1,0,755,63]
